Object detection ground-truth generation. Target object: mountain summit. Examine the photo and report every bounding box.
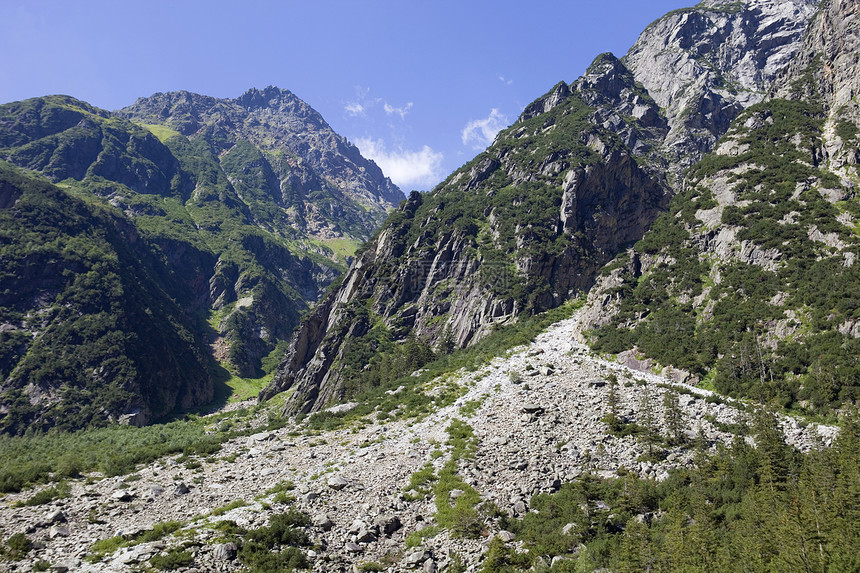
[0,88,401,433]
[119,87,402,238]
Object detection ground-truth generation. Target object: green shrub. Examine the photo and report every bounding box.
[4,533,31,559]
[13,481,70,507]
[238,543,307,573]
[211,500,246,516]
[149,548,193,570]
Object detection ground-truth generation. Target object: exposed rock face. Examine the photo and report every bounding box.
[262,0,820,415]
[773,0,860,183]
[580,0,860,414]
[118,86,403,239]
[625,0,819,176]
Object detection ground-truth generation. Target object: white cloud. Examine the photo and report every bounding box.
[355,137,443,191]
[461,108,509,150]
[344,102,364,116]
[384,101,413,119]
[498,75,513,86]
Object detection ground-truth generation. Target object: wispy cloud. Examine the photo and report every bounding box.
[344,102,365,116]
[384,102,413,119]
[345,87,414,121]
[344,86,379,117]
[461,108,509,150]
[498,75,513,86]
[355,137,443,191]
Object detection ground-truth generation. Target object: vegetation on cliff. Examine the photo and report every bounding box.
[590,97,860,417]
[0,90,400,433]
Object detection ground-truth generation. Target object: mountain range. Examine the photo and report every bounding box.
[0,88,401,433]
[2,0,860,571]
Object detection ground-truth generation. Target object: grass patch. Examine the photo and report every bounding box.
[311,237,363,260]
[0,406,263,493]
[404,525,441,548]
[211,500,247,517]
[137,123,182,143]
[404,463,436,499]
[89,520,184,561]
[13,481,70,507]
[221,372,275,403]
[402,419,486,538]
[149,547,194,570]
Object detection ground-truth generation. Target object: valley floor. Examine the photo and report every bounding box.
[0,310,835,572]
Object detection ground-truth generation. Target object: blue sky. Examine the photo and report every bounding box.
[1,1,696,191]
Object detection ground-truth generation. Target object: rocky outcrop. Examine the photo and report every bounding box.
[773,0,860,183]
[625,0,819,177]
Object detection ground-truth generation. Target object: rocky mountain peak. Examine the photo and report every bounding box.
[518,81,571,121]
[236,86,299,110]
[578,53,634,102]
[119,88,403,231]
[624,0,819,174]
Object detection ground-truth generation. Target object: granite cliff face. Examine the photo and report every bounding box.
[773,0,860,183]
[262,0,820,415]
[0,89,401,432]
[582,0,860,414]
[625,0,818,177]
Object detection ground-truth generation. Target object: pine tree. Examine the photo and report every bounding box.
[639,384,659,458]
[615,518,654,573]
[605,373,621,432]
[662,386,685,446]
[751,405,793,490]
[827,408,860,572]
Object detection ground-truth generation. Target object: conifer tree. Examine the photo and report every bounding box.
[662,386,684,446]
[639,385,659,458]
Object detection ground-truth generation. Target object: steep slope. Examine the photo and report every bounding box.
[261,0,818,415]
[0,162,212,434]
[118,86,402,240]
[625,0,819,178]
[584,0,860,415]
[0,90,401,432]
[261,55,674,413]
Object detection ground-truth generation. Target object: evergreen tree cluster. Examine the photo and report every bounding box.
[484,410,860,573]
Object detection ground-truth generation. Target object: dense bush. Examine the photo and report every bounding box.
[237,510,311,573]
[590,98,860,416]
